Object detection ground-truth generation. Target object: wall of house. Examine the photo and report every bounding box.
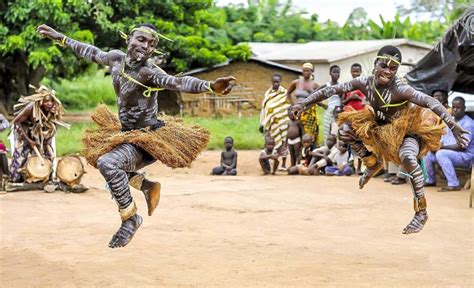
[181,61,300,116]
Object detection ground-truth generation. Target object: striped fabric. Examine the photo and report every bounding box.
[260,86,290,149]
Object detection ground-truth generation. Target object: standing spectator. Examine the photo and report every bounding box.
[424,97,473,191]
[286,63,321,144]
[319,65,342,142]
[260,74,290,170]
[342,63,366,174]
[342,63,366,112]
[286,115,304,167]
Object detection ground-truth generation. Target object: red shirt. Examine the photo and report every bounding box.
[343,90,366,111]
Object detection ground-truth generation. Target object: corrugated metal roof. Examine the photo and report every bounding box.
[249,39,433,62]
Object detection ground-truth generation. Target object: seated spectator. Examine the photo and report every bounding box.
[287,134,317,175]
[211,136,237,176]
[259,137,279,175]
[325,142,354,176]
[307,134,338,175]
[432,88,451,112]
[424,97,473,191]
[426,87,452,125]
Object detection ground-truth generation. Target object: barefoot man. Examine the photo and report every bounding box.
[38,23,235,248]
[289,45,469,234]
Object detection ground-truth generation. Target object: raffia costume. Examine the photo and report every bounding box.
[337,104,445,165]
[83,104,209,169]
[9,86,69,182]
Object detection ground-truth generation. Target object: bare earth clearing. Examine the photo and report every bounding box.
[1,151,472,287]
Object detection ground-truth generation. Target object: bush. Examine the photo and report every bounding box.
[45,68,116,111]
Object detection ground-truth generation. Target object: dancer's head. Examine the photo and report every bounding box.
[34,85,60,114]
[350,63,362,78]
[329,65,340,82]
[373,45,402,85]
[40,94,56,113]
[271,74,282,90]
[126,23,159,63]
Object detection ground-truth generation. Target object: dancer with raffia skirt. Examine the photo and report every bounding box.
[289,45,469,234]
[37,23,235,248]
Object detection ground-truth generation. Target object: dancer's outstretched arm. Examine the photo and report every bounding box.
[398,85,470,148]
[37,24,121,66]
[147,67,236,94]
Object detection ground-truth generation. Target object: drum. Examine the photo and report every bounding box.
[22,156,52,183]
[56,156,85,187]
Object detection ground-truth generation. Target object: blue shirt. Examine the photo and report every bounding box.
[441,115,474,163]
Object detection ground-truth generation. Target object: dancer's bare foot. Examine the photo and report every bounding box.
[141,179,161,216]
[108,214,143,248]
[402,210,428,234]
[359,161,384,189]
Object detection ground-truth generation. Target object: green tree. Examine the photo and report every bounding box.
[396,0,472,23]
[0,0,250,109]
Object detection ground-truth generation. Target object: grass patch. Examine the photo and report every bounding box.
[184,116,263,150]
[0,116,267,156]
[0,112,327,156]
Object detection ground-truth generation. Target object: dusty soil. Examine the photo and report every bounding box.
[0,151,472,287]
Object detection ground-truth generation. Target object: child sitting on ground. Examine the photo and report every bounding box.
[259,137,279,175]
[308,134,338,175]
[211,136,238,176]
[325,142,353,176]
[288,134,318,175]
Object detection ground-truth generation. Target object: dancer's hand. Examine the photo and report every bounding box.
[211,76,236,95]
[37,24,64,42]
[451,122,470,148]
[288,104,304,119]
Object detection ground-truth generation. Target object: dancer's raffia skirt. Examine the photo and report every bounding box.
[336,105,445,165]
[83,105,210,169]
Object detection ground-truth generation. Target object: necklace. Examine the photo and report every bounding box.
[371,77,407,108]
[120,59,164,97]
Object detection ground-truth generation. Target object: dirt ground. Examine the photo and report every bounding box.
[0,150,472,287]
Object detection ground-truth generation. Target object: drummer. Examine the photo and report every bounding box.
[7,85,69,185]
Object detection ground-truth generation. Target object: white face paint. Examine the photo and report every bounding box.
[126,30,158,64]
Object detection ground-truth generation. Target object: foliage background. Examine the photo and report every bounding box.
[0,0,471,111]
